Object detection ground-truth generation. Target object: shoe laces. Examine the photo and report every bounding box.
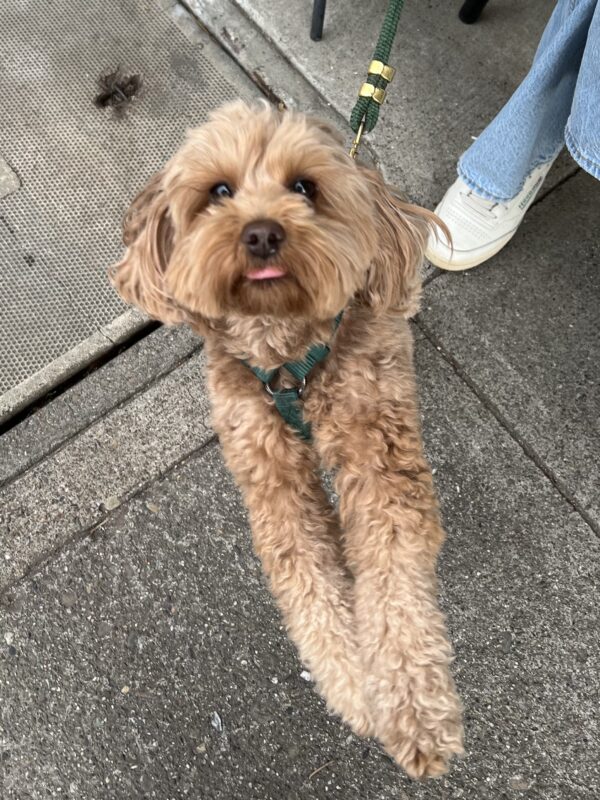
[459,189,509,221]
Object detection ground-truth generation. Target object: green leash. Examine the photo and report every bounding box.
[349,0,405,158]
[243,2,405,438]
[245,312,343,441]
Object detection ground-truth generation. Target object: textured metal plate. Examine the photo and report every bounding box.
[0,0,243,415]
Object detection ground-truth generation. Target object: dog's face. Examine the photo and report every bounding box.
[111,101,436,327]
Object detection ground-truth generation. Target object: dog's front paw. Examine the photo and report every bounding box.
[317,676,376,738]
[381,709,464,779]
[373,673,464,779]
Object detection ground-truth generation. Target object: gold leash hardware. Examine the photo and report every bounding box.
[358,83,386,104]
[348,60,395,159]
[368,60,396,82]
[349,118,365,159]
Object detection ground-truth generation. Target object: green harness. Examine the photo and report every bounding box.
[244,312,343,441]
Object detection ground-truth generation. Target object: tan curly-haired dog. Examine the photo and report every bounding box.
[110,101,464,779]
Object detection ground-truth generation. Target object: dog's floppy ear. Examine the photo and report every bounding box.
[110,170,185,324]
[359,167,441,318]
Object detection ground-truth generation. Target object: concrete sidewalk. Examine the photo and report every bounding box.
[1,2,599,799]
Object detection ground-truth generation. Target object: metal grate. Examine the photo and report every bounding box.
[0,0,241,404]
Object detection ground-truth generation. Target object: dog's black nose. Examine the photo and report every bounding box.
[241,220,286,259]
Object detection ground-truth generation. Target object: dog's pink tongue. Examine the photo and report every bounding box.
[246,265,287,281]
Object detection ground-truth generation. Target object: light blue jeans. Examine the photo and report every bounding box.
[459,0,600,202]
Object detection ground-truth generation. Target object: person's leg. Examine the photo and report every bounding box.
[565,1,600,179]
[427,0,597,271]
[460,0,597,202]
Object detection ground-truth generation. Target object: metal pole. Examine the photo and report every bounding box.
[459,0,490,24]
[310,0,327,41]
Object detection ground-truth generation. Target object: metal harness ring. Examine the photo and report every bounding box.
[265,375,307,398]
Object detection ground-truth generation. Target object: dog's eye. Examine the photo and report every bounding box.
[291,179,317,200]
[210,182,234,200]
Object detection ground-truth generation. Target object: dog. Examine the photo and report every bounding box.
[110,100,464,779]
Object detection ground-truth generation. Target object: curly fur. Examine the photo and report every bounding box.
[110,100,463,779]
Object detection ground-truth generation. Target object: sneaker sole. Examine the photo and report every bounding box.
[425,227,519,271]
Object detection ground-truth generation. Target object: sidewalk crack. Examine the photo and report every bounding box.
[531,165,581,207]
[0,340,203,490]
[416,317,599,538]
[0,435,219,603]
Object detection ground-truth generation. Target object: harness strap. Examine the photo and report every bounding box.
[245,311,344,441]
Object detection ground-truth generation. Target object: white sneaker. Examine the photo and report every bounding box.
[426,158,557,271]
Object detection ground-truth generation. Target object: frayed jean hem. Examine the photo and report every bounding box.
[457,149,563,203]
[565,125,600,180]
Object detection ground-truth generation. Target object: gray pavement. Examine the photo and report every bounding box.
[1,1,599,799]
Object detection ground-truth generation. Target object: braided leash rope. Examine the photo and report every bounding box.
[349,0,405,157]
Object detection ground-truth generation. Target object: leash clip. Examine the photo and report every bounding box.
[349,119,365,159]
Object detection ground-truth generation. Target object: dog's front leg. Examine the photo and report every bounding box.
[209,362,373,737]
[322,393,464,778]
